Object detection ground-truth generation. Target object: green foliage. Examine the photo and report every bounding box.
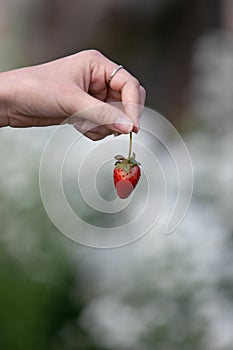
[0,177,106,350]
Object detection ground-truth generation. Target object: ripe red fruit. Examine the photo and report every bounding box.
[113,155,141,199]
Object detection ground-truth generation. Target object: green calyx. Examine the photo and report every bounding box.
[114,132,140,172]
[114,154,140,172]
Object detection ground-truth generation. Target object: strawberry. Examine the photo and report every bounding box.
[113,132,141,199]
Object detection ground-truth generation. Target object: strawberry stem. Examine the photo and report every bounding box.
[128,132,132,160]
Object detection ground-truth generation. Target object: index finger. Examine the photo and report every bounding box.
[107,67,145,132]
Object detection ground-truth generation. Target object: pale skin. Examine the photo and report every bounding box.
[0,50,146,140]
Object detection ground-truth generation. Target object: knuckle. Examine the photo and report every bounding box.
[86,49,103,59]
[131,77,140,88]
[140,85,147,98]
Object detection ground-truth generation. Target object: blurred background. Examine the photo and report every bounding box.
[1,0,233,349]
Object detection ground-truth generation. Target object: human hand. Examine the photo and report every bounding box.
[0,50,146,140]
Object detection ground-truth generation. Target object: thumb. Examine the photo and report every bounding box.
[69,91,134,134]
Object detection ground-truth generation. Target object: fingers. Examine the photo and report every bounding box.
[87,51,146,132]
[106,65,146,132]
[139,85,147,108]
[122,84,146,132]
[70,90,134,134]
[69,51,146,139]
[138,85,146,126]
[72,118,113,140]
[82,131,110,141]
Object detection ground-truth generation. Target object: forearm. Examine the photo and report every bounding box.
[0,71,13,127]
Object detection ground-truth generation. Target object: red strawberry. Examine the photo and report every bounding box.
[113,153,141,199]
[113,132,141,199]
[113,159,141,199]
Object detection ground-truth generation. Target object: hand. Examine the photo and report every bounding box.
[0,50,146,140]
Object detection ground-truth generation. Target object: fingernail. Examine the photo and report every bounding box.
[114,116,133,133]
